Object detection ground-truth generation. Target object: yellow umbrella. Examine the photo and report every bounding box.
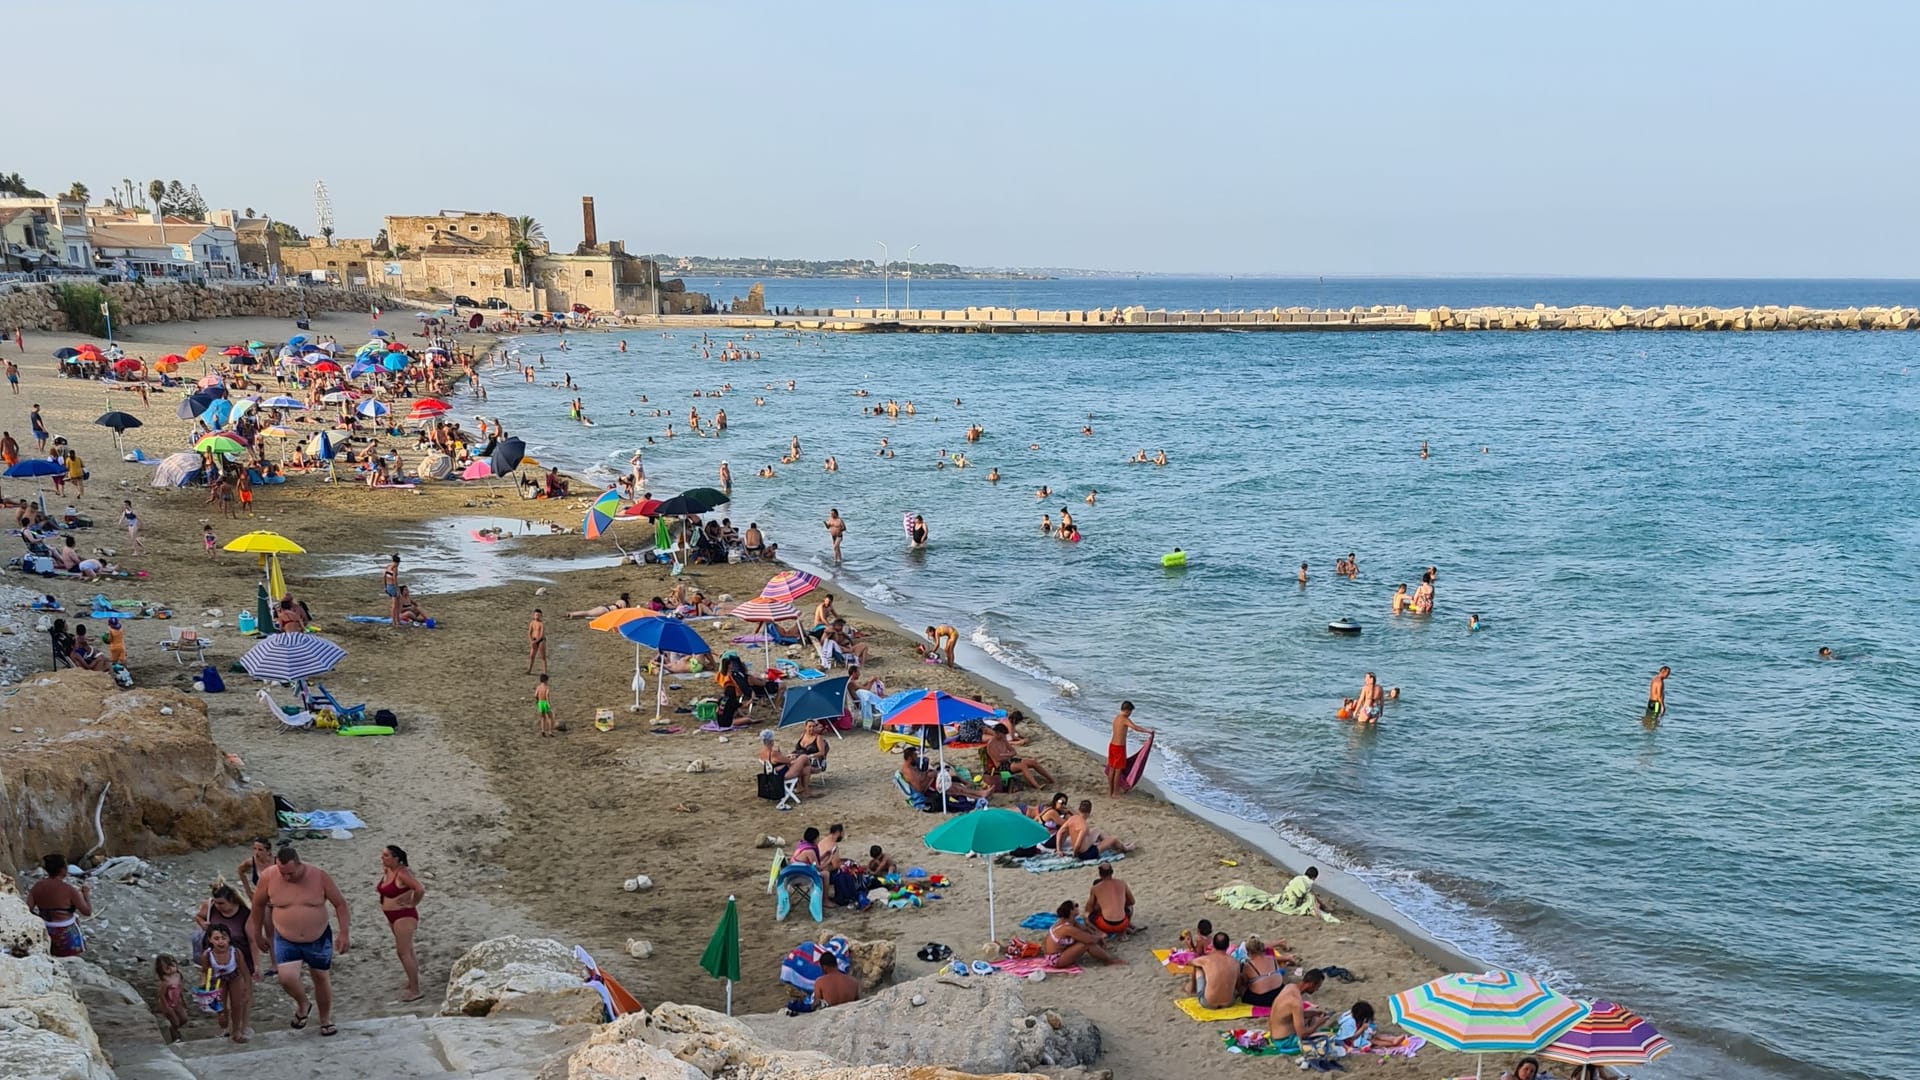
[267,553,289,602]
[260,425,298,439]
[588,607,653,632]
[222,531,307,555]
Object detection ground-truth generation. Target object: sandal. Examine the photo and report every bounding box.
[291,1005,310,1029]
[320,1023,338,1037]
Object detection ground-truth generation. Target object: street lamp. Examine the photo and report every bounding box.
[905,244,919,312]
[875,241,889,309]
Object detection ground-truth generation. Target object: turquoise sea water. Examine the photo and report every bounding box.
[471,279,1918,1080]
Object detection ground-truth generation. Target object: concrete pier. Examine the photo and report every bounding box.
[635,302,1920,333]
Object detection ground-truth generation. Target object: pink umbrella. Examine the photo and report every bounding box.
[460,459,493,480]
[729,597,801,667]
[759,571,821,604]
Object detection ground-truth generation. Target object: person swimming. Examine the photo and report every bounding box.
[1643,665,1670,726]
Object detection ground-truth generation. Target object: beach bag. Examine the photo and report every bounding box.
[756,770,786,802]
[1003,936,1043,960]
[373,708,399,731]
[198,665,225,693]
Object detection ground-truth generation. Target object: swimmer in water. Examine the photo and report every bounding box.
[1468,613,1480,632]
[907,514,928,548]
[987,468,1000,483]
[1420,440,1429,460]
[1818,646,1836,660]
[1040,514,1053,535]
[1391,584,1410,614]
[1035,486,1051,500]
[1153,450,1168,467]
[1298,562,1308,586]
[1642,666,1670,726]
[1085,489,1097,506]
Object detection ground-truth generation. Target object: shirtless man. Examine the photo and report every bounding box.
[1084,863,1139,937]
[1643,666,1670,726]
[1391,584,1410,614]
[718,460,731,494]
[1106,701,1155,796]
[1298,562,1308,586]
[924,624,958,666]
[248,847,349,1037]
[526,609,547,674]
[1265,968,1330,1053]
[813,964,859,1008]
[824,509,846,561]
[1056,800,1130,859]
[1188,932,1241,1009]
[1352,672,1383,725]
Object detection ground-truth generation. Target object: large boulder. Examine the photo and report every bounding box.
[843,938,895,994]
[0,673,272,876]
[0,883,113,1080]
[744,974,1099,1076]
[440,935,605,1024]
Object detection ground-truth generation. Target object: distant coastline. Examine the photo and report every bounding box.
[642,253,1052,280]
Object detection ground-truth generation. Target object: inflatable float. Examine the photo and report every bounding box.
[1328,620,1362,635]
[1161,549,1186,568]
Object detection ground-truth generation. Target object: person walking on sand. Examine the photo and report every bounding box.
[534,674,555,737]
[121,500,145,555]
[375,845,426,1002]
[6,358,19,394]
[30,403,47,451]
[1643,665,1670,726]
[1106,701,1154,797]
[526,609,547,674]
[824,508,846,561]
[247,846,349,1038]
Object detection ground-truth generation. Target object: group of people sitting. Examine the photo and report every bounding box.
[47,617,124,672]
[1173,918,1397,1060]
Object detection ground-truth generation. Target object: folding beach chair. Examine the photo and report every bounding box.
[301,681,366,725]
[162,627,210,666]
[762,760,801,811]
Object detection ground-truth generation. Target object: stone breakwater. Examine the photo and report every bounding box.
[671,302,1920,333]
[0,279,398,334]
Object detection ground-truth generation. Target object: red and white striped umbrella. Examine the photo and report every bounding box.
[759,571,820,604]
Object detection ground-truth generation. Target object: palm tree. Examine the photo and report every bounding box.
[508,216,545,290]
[320,226,335,246]
[65,181,88,202]
[148,179,165,214]
[373,227,389,251]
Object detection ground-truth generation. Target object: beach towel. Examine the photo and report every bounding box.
[1153,948,1195,974]
[1175,997,1267,1022]
[1278,873,1342,923]
[1221,1030,1299,1056]
[1019,852,1125,873]
[1018,912,1059,931]
[1119,731,1154,792]
[992,955,1079,977]
[298,810,367,832]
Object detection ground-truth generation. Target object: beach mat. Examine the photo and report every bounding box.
[993,956,1079,977]
[1176,997,1267,1022]
[1019,852,1125,873]
[1221,1030,1295,1056]
[1153,948,1194,974]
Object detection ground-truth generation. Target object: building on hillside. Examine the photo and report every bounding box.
[87,219,239,280]
[386,210,520,252]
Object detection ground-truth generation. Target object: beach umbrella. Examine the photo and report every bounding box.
[320,390,354,404]
[261,395,305,409]
[382,355,408,372]
[618,616,710,720]
[222,345,248,357]
[198,400,233,428]
[288,335,308,346]
[460,458,492,480]
[617,499,662,519]
[198,373,225,390]
[412,397,451,412]
[245,340,267,349]
[317,341,338,353]
[386,341,407,352]
[698,896,741,1016]
[653,488,729,517]
[223,531,307,556]
[924,809,1049,943]
[357,399,391,419]
[489,437,526,477]
[306,432,333,461]
[53,347,78,360]
[369,328,390,338]
[239,632,346,683]
[1540,1001,1672,1074]
[310,360,341,374]
[267,554,289,604]
[95,410,144,451]
[230,354,259,366]
[185,344,208,363]
[728,597,801,667]
[881,689,1000,809]
[1389,971,1591,1079]
[759,570,821,604]
[151,451,201,488]
[154,358,179,374]
[228,398,259,424]
[6,457,65,507]
[582,488,623,540]
[588,607,652,632]
[194,435,245,456]
[112,358,142,375]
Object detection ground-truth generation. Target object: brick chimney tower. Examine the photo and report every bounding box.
[581,196,597,250]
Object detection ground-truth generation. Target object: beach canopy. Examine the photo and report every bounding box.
[617,614,709,655]
[222,531,306,555]
[4,458,65,478]
[924,809,1049,942]
[1540,1001,1672,1069]
[1390,971,1589,1063]
[239,632,346,683]
[95,411,143,433]
[759,570,821,604]
[151,451,201,487]
[699,896,741,1015]
[582,488,623,540]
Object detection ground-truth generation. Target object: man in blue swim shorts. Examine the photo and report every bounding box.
[247,846,350,1036]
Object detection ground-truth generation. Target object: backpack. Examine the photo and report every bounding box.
[373,708,399,731]
[199,665,225,693]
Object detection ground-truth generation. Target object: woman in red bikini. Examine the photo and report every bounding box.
[376,845,427,1001]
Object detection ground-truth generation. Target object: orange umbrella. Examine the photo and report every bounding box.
[185,344,208,362]
[588,607,653,632]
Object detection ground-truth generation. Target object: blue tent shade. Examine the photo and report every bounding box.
[778,676,849,729]
[199,399,233,427]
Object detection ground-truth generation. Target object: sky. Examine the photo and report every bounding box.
[6,1,1917,277]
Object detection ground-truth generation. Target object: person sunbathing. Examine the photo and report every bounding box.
[984,725,1054,788]
[566,593,633,619]
[1042,900,1122,968]
[1055,800,1132,859]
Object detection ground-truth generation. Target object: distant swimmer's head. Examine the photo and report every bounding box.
[1818,647,1835,659]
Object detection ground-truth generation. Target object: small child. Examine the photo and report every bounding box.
[866,844,895,876]
[202,523,216,558]
[155,954,188,1041]
[199,926,239,1033]
[534,673,553,737]
[1178,918,1215,954]
[104,618,126,665]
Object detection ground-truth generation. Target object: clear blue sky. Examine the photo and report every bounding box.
[7,1,1916,276]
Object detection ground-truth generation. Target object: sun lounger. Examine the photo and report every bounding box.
[161,627,209,665]
[302,681,366,724]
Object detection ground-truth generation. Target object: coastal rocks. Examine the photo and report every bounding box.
[0,884,113,1080]
[0,280,396,334]
[843,938,896,994]
[743,974,1100,1076]
[0,673,273,876]
[440,935,606,1025]
[729,283,767,316]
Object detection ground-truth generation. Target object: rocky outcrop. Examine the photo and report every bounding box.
[440,935,606,1025]
[743,975,1099,1076]
[0,673,273,876]
[0,280,397,334]
[0,877,115,1080]
[843,938,895,995]
[729,283,767,316]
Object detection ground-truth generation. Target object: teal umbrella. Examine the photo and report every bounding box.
[925,809,1049,942]
[699,895,741,1014]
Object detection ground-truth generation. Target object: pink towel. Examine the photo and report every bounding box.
[992,956,1081,977]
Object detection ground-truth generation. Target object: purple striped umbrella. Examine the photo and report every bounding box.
[1540,1000,1672,1070]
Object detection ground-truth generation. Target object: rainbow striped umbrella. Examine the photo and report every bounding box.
[1540,1001,1671,1070]
[759,570,820,604]
[582,488,622,540]
[1389,971,1589,1077]
[729,597,800,665]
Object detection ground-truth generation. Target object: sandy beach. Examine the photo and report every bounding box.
[7,313,1457,1079]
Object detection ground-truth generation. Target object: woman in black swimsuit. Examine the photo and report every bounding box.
[794,719,830,771]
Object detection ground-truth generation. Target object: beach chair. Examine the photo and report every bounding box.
[302,681,366,725]
[162,627,209,666]
[258,688,314,732]
[762,760,801,811]
[877,730,923,755]
[892,771,935,812]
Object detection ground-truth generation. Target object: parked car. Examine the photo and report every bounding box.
[483,297,511,309]
[452,294,479,308]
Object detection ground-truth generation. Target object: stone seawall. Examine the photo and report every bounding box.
[653,301,1920,333]
[0,280,399,334]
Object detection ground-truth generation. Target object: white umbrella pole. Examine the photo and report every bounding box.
[655,648,666,722]
[725,978,733,1017]
[986,856,996,944]
[633,644,642,711]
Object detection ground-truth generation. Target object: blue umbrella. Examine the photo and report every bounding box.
[53,347,79,360]
[301,343,325,354]
[287,335,308,346]
[5,459,66,478]
[368,329,390,338]
[349,358,378,379]
[239,632,347,682]
[357,399,390,418]
[618,616,711,720]
[381,355,407,372]
[261,395,305,409]
[307,432,333,460]
[199,399,233,428]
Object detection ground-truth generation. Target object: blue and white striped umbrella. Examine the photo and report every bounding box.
[239,633,347,682]
[356,399,391,418]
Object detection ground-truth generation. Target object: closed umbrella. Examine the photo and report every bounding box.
[1540,1001,1672,1076]
[618,616,710,720]
[924,809,1050,943]
[238,632,346,683]
[759,570,821,604]
[1389,971,1591,1080]
[698,896,741,1016]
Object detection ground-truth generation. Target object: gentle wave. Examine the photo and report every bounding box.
[968,625,1080,696]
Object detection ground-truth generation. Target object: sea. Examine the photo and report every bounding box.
[467,278,1918,1080]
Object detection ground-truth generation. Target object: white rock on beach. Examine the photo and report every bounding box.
[625,939,652,959]
[440,935,605,1025]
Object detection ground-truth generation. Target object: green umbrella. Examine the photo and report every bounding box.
[699,895,741,1015]
[256,582,273,637]
[924,809,1049,942]
[194,435,245,456]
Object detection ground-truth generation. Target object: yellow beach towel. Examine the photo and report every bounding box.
[1153,949,1194,974]
[1175,996,1257,1022]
